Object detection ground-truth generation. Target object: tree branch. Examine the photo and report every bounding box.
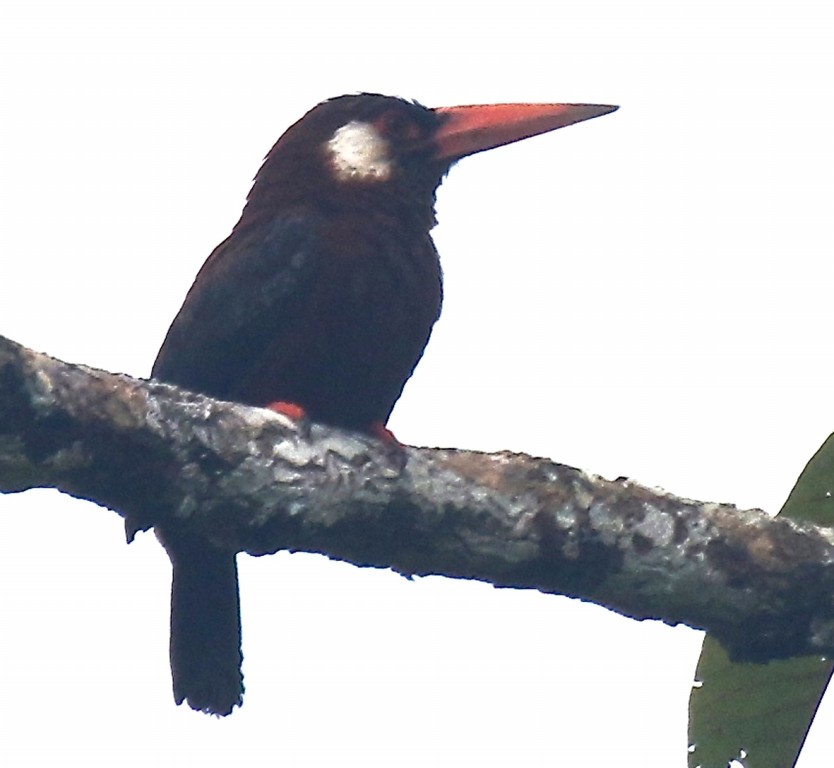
[2,333,833,662]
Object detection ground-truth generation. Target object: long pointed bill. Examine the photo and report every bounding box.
[432,102,618,161]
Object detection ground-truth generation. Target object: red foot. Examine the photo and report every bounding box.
[265,401,307,421]
[370,421,400,445]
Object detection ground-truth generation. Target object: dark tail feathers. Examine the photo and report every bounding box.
[161,529,243,716]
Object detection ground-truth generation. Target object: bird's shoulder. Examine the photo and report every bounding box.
[151,212,325,387]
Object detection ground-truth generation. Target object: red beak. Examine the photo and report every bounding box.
[432,102,618,161]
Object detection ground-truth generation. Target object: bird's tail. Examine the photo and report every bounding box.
[161,529,244,716]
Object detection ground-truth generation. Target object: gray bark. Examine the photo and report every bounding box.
[2,333,833,662]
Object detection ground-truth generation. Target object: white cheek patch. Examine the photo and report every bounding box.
[327,120,393,182]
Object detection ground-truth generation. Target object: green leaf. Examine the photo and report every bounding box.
[688,432,834,767]
[778,432,834,526]
[689,636,833,767]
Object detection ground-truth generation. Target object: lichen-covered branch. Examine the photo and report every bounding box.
[2,333,834,662]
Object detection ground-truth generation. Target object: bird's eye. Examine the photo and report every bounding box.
[375,111,424,145]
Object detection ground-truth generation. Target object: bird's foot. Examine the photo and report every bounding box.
[369,421,400,445]
[265,400,311,437]
[369,421,408,469]
[265,401,307,421]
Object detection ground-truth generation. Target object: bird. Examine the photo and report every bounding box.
[150,93,617,716]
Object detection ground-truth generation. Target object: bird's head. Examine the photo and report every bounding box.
[242,93,617,230]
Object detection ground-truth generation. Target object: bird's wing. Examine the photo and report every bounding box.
[152,214,323,400]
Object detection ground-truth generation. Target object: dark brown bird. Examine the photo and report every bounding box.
[151,93,617,715]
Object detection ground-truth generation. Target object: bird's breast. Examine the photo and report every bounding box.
[241,215,443,429]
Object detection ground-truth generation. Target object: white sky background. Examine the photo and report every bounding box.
[1,1,833,765]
